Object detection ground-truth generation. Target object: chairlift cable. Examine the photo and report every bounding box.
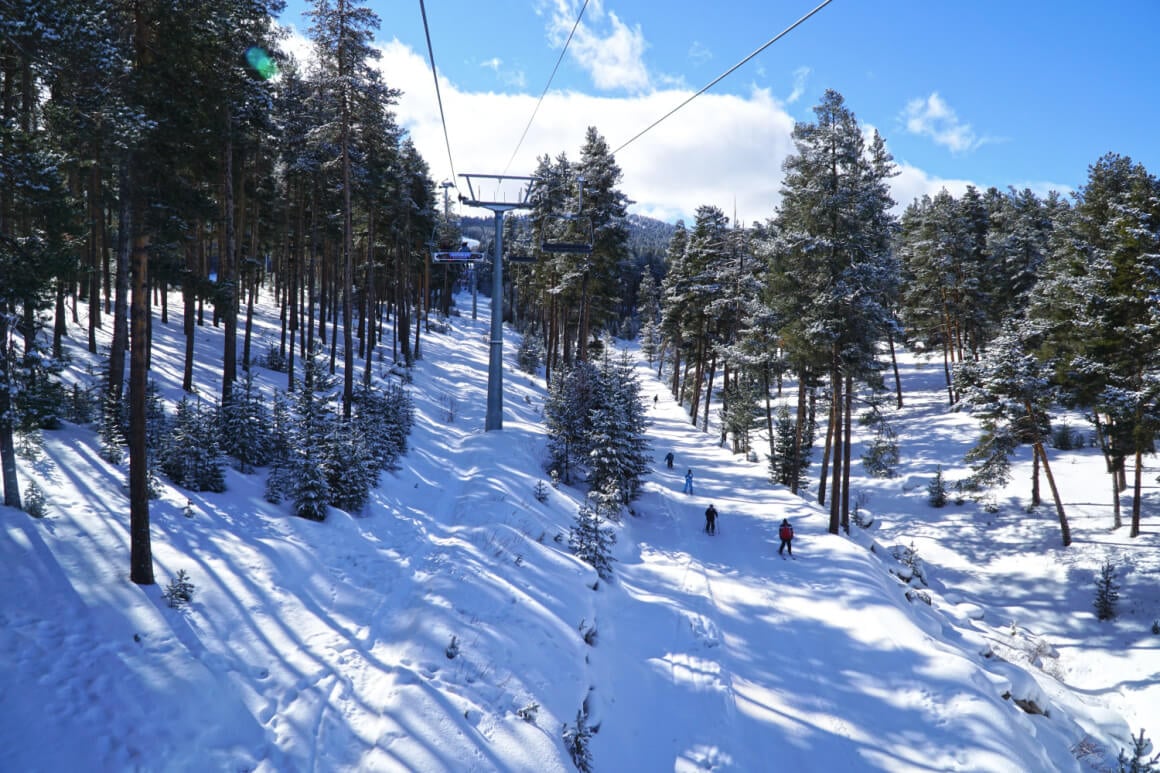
[502,0,592,176]
[418,0,459,184]
[612,0,834,156]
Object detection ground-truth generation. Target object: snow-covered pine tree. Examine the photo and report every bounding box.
[574,126,631,354]
[306,0,389,418]
[1028,154,1160,537]
[516,324,545,374]
[159,396,226,492]
[98,390,126,465]
[569,499,616,580]
[1117,728,1160,773]
[352,381,413,472]
[636,270,662,365]
[285,352,336,520]
[767,90,898,533]
[322,418,378,513]
[1094,559,1120,621]
[859,392,900,478]
[955,324,1070,545]
[14,347,66,432]
[928,466,948,508]
[586,346,650,511]
[545,361,601,484]
[657,221,690,395]
[263,390,295,505]
[719,375,763,456]
[219,368,273,473]
[769,405,813,489]
[143,380,167,499]
[562,708,594,773]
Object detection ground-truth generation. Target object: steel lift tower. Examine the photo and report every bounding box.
[457,174,535,431]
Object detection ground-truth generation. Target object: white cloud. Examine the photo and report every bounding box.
[688,41,712,66]
[380,40,797,222]
[480,56,526,89]
[292,32,988,223]
[544,0,650,92]
[901,92,984,154]
[787,66,810,105]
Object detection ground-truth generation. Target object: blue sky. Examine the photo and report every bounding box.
[278,0,1160,222]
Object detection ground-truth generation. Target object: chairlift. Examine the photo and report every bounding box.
[537,174,594,254]
[539,213,593,254]
[429,226,484,264]
[505,218,538,263]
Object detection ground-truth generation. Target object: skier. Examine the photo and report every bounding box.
[705,504,718,535]
[683,469,694,495]
[778,518,794,557]
[664,451,675,469]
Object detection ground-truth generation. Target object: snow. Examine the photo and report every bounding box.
[2,288,1158,772]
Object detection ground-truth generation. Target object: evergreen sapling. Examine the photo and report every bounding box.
[1095,559,1120,621]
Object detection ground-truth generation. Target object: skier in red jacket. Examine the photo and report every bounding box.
[778,518,794,557]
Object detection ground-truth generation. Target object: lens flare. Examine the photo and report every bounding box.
[244,46,278,80]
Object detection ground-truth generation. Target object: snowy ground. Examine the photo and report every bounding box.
[1,287,1157,772]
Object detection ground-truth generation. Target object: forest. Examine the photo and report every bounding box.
[2,0,1159,591]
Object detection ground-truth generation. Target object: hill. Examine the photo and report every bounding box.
[1,288,1157,772]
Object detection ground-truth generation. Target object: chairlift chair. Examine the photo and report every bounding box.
[430,227,485,264]
[539,213,594,254]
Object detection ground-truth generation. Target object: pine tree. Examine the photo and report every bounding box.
[98,391,126,466]
[219,369,273,473]
[860,396,900,478]
[307,0,388,418]
[143,381,167,500]
[928,466,948,507]
[767,90,898,532]
[769,404,813,489]
[159,397,225,493]
[562,708,594,773]
[956,324,1071,544]
[586,347,651,510]
[545,361,601,484]
[352,382,413,472]
[279,352,337,520]
[323,418,378,513]
[1117,728,1160,773]
[516,326,545,374]
[1094,559,1120,621]
[569,500,616,580]
[636,270,662,365]
[1029,154,1160,538]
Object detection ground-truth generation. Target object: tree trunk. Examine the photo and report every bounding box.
[818,377,833,506]
[1031,446,1041,508]
[841,373,853,533]
[1130,448,1142,538]
[182,238,197,392]
[1111,468,1122,530]
[0,317,19,509]
[109,165,131,401]
[887,326,903,408]
[1033,441,1070,547]
[828,362,843,534]
[791,372,807,496]
[702,355,716,433]
[220,126,238,406]
[128,224,154,584]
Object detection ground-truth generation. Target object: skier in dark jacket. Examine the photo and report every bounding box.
[705,504,718,535]
[664,451,674,469]
[778,518,794,556]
